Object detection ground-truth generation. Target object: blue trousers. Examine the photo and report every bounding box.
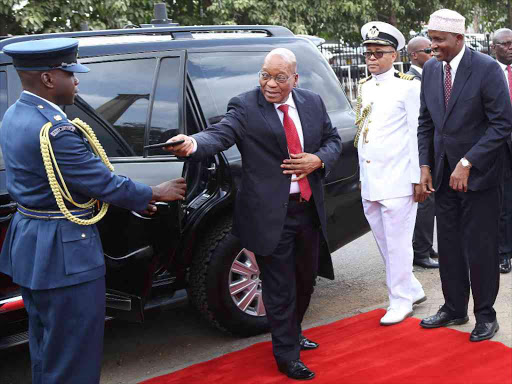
[21,276,105,384]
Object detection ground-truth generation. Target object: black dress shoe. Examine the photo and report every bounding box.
[420,309,469,329]
[470,320,499,342]
[299,335,319,350]
[277,359,315,380]
[500,254,511,274]
[429,249,439,259]
[413,256,439,269]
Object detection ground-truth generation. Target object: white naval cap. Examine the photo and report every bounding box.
[361,21,406,51]
[427,9,466,34]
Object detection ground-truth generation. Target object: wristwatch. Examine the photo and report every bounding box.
[321,161,325,169]
[460,157,472,169]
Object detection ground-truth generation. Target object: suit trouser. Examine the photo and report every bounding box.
[363,195,424,312]
[498,174,512,255]
[436,162,501,323]
[256,200,320,364]
[413,193,436,258]
[21,276,105,384]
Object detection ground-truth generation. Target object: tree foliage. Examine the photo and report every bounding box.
[0,0,509,41]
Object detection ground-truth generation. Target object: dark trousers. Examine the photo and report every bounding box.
[436,161,501,323]
[256,199,320,364]
[21,276,106,384]
[499,174,512,255]
[413,193,436,258]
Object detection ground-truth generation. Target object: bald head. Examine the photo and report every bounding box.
[407,36,432,68]
[264,48,297,73]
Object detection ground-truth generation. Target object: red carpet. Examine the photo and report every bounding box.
[140,309,512,384]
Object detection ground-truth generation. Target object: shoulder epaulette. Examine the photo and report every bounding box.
[395,72,415,81]
[358,75,372,84]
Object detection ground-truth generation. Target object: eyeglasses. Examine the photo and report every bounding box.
[414,48,432,54]
[258,71,296,83]
[363,51,395,59]
[495,41,512,48]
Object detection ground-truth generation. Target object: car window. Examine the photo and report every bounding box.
[187,50,349,122]
[76,58,157,156]
[147,57,184,156]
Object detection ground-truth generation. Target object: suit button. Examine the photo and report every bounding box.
[366,160,371,163]
[81,233,86,238]
[283,203,288,208]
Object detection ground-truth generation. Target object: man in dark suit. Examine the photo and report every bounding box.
[0,38,186,384]
[406,36,439,269]
[417,9,512,342]
[491,28,512,274]
[167,48,342,380]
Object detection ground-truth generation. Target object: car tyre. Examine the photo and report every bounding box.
[188,215,270,336]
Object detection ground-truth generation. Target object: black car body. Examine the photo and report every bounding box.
[0,24,369,349]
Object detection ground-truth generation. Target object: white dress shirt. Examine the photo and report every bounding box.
[274,95,304,194]
[497,60,510,87]
[443,46,465,86]
[410,64,423,76]
[23,90,67,117]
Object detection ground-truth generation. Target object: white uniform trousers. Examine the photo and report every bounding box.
[363,195,425,312]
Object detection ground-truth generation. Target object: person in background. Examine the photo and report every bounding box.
[491,28,512,274]
[418,9,512,342]
[406,36,439,269]
[0,38,187,384]
[355,21,426,326]
[165,48,342,380]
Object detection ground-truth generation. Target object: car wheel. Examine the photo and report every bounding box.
[188,215,270,336]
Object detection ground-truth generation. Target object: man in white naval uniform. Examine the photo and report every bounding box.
[355,21,426,325]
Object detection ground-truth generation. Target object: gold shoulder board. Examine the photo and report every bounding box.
[358,75,372,84]
[395,72,415,81]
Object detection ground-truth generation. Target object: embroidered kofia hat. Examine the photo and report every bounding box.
[3,38,89,73]
[361,21,406,51]
[427,9,466,34]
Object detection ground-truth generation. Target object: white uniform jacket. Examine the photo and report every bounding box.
[357,68,421,202]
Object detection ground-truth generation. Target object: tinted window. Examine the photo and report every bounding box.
[76,59,156,156]
[148,57,183,156]
[187,51,349,122]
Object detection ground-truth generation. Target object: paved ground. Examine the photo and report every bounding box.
[1,231,510,384]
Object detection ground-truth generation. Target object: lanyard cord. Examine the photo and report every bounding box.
[39,118,114,225]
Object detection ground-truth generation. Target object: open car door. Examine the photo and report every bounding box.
[64,50,188,322]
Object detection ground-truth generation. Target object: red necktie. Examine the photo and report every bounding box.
[278,104,312,201]
[507,65,512,104]
[444,62,452,107]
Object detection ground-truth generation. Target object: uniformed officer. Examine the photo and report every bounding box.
[0,38,186,384]
[355,21,426,325]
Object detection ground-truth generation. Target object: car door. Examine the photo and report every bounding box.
[63,51,188,322]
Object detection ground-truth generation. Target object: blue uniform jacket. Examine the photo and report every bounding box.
[0,92,152,289]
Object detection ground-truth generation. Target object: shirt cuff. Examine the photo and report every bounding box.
[191,137,198,154]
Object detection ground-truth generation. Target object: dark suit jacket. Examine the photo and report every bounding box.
[192,87,342,279]
[418,47,512,191]
[406,66,422,80]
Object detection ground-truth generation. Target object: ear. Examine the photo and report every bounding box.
[40,71,55,89]
[293,73,299,88]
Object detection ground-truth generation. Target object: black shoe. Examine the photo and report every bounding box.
[420,309,469,329]
[429,249,439,259]
[413,256,439,269]
[500,254,511,274]
[299,335,319,350]
[470,320,499,342]
[277,359,315,380]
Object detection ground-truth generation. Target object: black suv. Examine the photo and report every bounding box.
[0,23,369,349]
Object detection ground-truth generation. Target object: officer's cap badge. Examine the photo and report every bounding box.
[367,26,380,39]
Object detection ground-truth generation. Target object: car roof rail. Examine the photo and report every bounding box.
[0,25,294,50]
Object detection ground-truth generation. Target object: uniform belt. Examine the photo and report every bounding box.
[289,193,309,203]
[17,204,93,220]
